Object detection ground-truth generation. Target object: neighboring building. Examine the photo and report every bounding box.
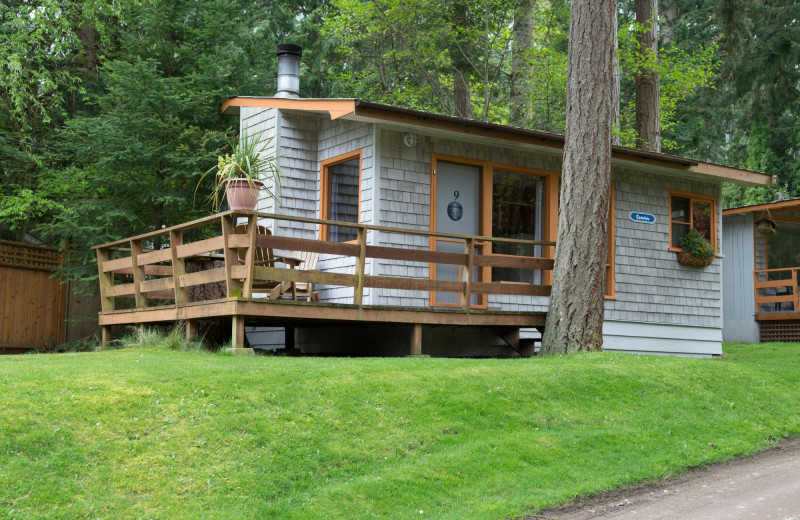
[216,48,772,357]
[723,198,800,343]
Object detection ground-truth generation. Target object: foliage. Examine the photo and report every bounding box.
[617,14,719,149]
[679,227,716,258]
[1,344,799,518]
[197,132,282,211]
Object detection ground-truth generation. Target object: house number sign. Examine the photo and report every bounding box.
[447,191,463,221]
[629,212,656,224]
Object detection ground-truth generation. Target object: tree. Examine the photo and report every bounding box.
[541,0,615,354]
[634,0,660,151]
[509,0,536,127]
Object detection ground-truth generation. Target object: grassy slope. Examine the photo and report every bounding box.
[1,344,799,519]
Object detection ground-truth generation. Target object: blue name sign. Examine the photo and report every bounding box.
[630,212,656,224]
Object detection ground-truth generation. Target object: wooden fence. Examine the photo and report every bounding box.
[0,240,67,351]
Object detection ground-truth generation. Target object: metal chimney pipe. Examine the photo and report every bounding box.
[275,44,302,98]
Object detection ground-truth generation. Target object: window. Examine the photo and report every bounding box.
[491,170,545,284]
[669,191,716,249]
[320,151,361,242]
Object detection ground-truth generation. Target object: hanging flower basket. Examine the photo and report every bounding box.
[676,252,714,267]
[756,217,777,236]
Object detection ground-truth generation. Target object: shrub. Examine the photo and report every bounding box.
[679,228,715,258]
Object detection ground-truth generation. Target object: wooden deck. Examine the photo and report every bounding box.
[94,210,553,355]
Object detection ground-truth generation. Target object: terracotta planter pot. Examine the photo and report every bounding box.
[223,179,264,211]
[676,252,714,267]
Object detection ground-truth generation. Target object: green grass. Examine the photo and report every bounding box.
[1,343,799,519]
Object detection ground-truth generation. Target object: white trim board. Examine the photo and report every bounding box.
[602,320,722,357]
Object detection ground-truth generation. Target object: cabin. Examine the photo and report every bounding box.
[723,198,800,343]
[93,46,772,357]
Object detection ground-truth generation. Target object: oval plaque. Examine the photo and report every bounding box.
[630,212,656,224]
[447,190,463,221]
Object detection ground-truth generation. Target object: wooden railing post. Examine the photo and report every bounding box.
[461,238,474,310]
[130,239,148,309]
[354,226,367,307]
[220,214,242,298]
[241,215,258,299]
[96,247,115,312]
[793,269,798,311]
[169,229,187,305]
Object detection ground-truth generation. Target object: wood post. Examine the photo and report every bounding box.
[285,326,295,350]
[101,326,111,348]
[231,315,245,349]
[410,324,422,356]
[96,247,115,312]
[241,215,258,299]
[130,240,148,309]
[185,319,198,343]
[354,226,367,307]
[169,230,187,305]
[794,269,798,311]
[461,238,474,310]
[221,215,242,298]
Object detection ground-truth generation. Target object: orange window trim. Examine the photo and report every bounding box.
[668,190,718,252]
[319,150,363,241]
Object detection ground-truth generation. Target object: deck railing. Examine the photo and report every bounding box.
[754,267,800,313]
[93,210,555,313]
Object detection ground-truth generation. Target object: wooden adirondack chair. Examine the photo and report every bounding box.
[289,250,320,302]
[233,224,286,299]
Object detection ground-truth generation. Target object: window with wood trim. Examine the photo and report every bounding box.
[669,191,716,250]
[320,151,361,242]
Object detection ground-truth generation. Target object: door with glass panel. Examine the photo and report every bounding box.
[491,170,545,285]
[432,160,483,307]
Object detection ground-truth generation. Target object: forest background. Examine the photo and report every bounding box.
[1,0,798,286]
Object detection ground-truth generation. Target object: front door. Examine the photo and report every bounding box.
[432,160,483,307]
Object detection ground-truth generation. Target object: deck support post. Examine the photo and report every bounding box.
[285,326,295,351]
[409,324,423,356]
[231,315,245,348]
[185,319,198,343]
[101,326,111,348]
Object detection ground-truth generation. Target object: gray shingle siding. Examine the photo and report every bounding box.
[240,112,724,331]
[608,167,722,328]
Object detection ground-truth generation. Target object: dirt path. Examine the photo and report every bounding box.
[528,437,800,520]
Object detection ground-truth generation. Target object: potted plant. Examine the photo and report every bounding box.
[198,132,282,211]
[677,228,716,267]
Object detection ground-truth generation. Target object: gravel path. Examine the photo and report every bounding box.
[529,437,800,520]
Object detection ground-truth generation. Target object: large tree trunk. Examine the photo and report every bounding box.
[510,0,536,128]
[612,7,621,145]
[635,0,660,152]
[541,0,614,355]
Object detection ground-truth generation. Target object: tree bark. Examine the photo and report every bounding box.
[510,0,536,128]
[635,0,660,152]
[612,7,621,145]
[541,0,614,355]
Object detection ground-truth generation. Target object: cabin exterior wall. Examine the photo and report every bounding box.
[238,109,727,355]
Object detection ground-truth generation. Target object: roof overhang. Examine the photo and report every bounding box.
[221,97,773,187]
[723,198,800,216]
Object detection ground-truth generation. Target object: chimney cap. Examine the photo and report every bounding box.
[277,43,302,56]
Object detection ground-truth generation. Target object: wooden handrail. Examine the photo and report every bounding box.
[754,267,800,312]
[95,211,555,311]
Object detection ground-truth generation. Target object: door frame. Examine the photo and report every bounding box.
[429,154,490,309]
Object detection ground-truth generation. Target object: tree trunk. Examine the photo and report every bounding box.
[612,7,621,145]
[541,0,614,355]
[635,0,660,152]
[510,0,536,128]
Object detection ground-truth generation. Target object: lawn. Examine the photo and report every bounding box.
[1,342,799,519]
